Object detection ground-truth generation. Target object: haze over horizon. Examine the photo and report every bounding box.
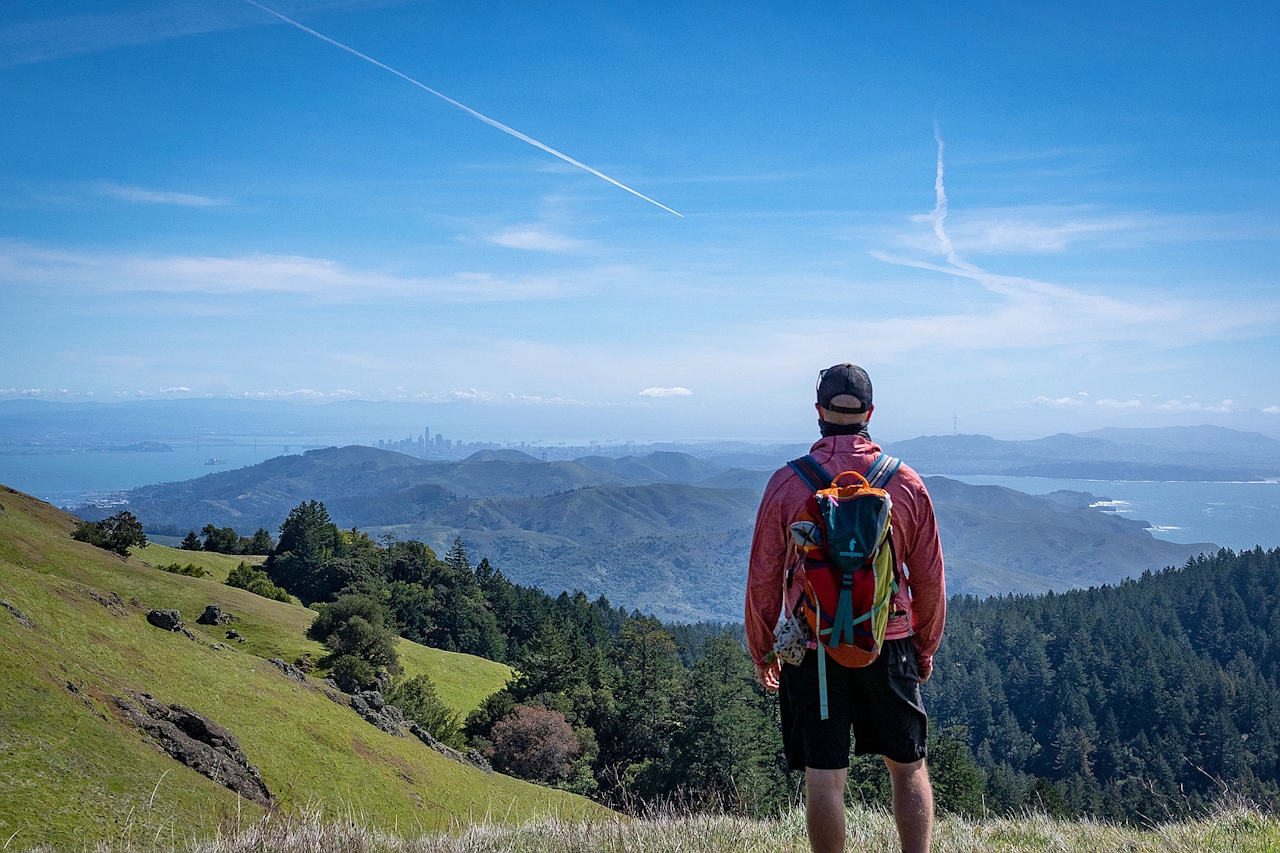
[2,1,1278,441]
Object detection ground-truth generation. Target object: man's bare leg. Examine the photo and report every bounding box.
[804,767,847,853]
[883,757,933,853]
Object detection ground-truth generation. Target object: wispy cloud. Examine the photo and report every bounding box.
[639,387,693,397]
[0,240,603,301]
[487,226,586,252]
[858,130,1278,356]
[158,386,191,393]
[96,182,226,207]
[0,1,411,67]
[1264,406,1280,414]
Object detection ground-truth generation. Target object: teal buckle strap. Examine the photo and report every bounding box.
[830,580,857,647]
[817,643,829,720]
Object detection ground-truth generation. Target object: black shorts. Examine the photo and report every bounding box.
[779,637,928,770]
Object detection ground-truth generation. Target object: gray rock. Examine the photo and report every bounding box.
[197,604,234,626]
[323,677,340,691]
[146,609,183,631]
[267,658,308,683]
[350,691,404,736]
[403,721,493,774]
[112,692,271,805]
[225,629,240,639]
[1,601,33,629]
[181,628,199,642]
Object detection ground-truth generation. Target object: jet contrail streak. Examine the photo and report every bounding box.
[243,0,683,217]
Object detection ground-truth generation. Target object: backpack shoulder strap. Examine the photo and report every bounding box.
[787,455,833,493]
[865,453,902,489]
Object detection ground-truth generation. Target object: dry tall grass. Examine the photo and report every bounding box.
[114,804,1278,853]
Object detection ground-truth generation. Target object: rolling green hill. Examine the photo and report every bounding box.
[73,446,1218,620]
[0,485,602,849]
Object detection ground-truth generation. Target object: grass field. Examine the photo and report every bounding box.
[108,803,1280,853]
[132,542,266,584]
[0,485,596,850]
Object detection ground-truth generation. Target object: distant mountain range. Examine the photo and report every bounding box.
[75,445,1215,621]
[884,425,1280,481]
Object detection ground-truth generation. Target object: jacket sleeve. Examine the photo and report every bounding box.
[903,476,946,674]
[745,472,791,666]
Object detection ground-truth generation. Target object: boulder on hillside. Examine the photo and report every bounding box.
[350,690,405,736]
[112,692,271,805]
[146,609,183,631]
[196,604,235,626]
[268,658,308,683]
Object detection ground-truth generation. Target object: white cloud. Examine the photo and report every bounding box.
[158,386,191,393]
[96,182,225,207]
[1156,398,1235,413]
[1032,395,1085,407]
[0,241,600,301]
[1095,398,1142,409]
[1264,406,1280,414]
[639,387,693,397]
[487,226,586,252]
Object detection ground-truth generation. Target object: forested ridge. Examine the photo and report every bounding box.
[226,499,1279,822]
[929,546,1280,821]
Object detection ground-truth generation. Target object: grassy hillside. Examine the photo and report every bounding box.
[0,485,600,849]
[133,542,265,583]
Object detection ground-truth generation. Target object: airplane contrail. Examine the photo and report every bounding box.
[242,0,683,217]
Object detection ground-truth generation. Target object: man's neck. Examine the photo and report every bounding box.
[818,419,870,438]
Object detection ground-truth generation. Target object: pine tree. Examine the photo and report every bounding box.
[180,530,202,551]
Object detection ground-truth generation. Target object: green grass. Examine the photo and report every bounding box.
[0,485,599,850]
[100,804,1280,853]
[132,543,265,584]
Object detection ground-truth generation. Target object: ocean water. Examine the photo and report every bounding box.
[0,436,361,507]
[947,475,1280,552]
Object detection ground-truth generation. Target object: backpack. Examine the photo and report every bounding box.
[785,453,901,719]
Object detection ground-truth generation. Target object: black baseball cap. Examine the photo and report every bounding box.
[816,363,872,420]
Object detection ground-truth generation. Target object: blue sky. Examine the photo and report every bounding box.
[1,0,1278,442]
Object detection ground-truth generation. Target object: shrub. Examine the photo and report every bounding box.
[156,562,209,578]
[308,594,400,674]
[387,673,464,749]
[330,655,377,693]
[226,562,291,603]
[488,704,580,784]
[72,511,147,557]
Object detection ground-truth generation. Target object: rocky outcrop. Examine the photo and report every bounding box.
[196,604,235,626]
[404,721,494,774]
[267,658,308,683]
[1,601,33,629]
[350,690,405,736]
[112,692,271,805]
[146,609,183,631]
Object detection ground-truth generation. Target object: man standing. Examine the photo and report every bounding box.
[746,363,946,853]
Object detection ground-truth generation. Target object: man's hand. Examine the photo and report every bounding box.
[918,665,932,685]
[755,660,780,691]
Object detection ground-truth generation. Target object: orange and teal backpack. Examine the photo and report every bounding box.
[786,453,901,719]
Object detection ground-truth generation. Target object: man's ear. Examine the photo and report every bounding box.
[815,403,823,416]
[865,403,875,422]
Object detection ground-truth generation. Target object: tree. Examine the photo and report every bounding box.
[72,511,147,557]
[201,524,242,554]
[180,530,203,551]
[388,673,464,749]
[266,501,345,604]
[488,705,580,783]
[246,527,275,554]
[308,593,400,673]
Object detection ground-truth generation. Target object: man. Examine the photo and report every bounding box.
[746,363,946,853]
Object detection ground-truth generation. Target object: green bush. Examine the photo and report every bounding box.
[330,654,377,693]
[156,562,209,578]
[308,594,400,674]
[226,561,291,602]
[387,673,465,749]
